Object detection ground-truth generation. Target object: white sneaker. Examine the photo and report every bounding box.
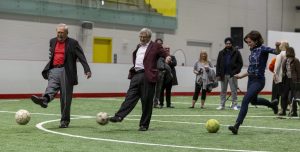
[232,105,239,110]
[216,106,225,110]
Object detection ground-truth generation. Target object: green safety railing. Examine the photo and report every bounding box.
[0,0,177,30]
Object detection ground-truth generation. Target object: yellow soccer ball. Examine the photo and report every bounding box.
[205,119,220,133]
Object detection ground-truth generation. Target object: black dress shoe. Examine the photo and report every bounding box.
[109,116,122,123]
[59,122,69,128]
[138,126,148,131]
[31,95,48,108]
[228,126,238,135]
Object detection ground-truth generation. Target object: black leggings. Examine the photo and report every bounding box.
[192,83,207,101]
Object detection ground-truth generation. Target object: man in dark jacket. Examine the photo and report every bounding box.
[109,28,171,131]
[159,45,178,108]
[31,23,91,128]
[216,37,243,110]
[154,56,172,108]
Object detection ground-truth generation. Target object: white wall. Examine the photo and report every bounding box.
[0,60,196,94]
[268,31,300,59]
[0,60,274,95]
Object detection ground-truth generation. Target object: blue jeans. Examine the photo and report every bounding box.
[236,77,272,124]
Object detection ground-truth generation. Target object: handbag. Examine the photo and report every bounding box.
[206,81,219,92]
[207,81,218,89]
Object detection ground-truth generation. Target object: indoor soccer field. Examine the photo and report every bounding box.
[1,96,300,152]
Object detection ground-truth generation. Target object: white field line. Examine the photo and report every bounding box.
[75,98,123,101]
[0,99,20,102]
[1,110,297,151]
[125,118,300,132]
[88,99,270,109]
[0,110,291,118]
[1,110,299,131]
[70,99,265,109]
[36,118,270,152]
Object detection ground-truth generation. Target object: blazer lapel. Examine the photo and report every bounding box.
[64,38,69,61]
[51,39,57,52]
[144,41,153,58]
[133,44,141,64]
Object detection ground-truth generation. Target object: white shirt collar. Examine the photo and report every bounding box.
[140,41,151,47]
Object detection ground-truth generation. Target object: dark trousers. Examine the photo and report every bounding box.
[44,67,74,123]
[153,71,165,106]
[236,77,272,125]
[159,81,173,107]
[271,81,282,101]
[192,83,207,101]
[282,77,297,113]
[115,73,155,128]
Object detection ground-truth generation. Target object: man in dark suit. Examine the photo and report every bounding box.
[31,23,91,128]
[159,45,178,108]
[109,28,171,131]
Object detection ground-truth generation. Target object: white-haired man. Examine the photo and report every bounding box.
[109,28,171,131]
[31,23,91,128]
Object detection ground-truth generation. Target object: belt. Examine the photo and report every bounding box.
[53,64,64,68]
[135,69,145,73]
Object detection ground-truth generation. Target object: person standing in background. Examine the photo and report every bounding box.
[109,28,171,131]
[153,38,167,108]
[281,47,300,117]
[189,50,214,109]
[31,23,92,128]
[216,37,243,110]
[155,38,163,45]
[273,41,289,116]
[159,45,178,108]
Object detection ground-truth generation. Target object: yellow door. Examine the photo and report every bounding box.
[93,37,112,63]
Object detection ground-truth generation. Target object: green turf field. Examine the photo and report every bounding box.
[1,96,300,152]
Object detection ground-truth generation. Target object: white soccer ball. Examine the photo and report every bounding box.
[15,109,31,125]
[205,119,220,133]
[96,112,109,125]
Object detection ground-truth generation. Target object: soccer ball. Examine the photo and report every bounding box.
[205,119,220,133]
[15,109,31,125]
[96,112,109,125]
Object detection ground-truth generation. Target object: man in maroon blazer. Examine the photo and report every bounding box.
[109,28,171,131]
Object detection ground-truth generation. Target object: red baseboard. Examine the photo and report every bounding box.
[0,91,272,99]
